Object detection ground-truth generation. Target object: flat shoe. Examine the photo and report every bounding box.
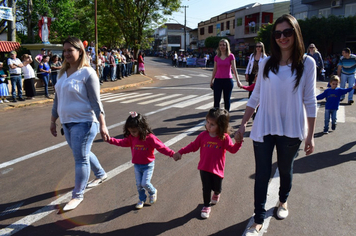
[246,223,264,236]
[277,204,289,219]
[87,173,108,188]
[63,198,83,211]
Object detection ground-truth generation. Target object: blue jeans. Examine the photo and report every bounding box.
[62,122,106,199]
[121,63,126,77]
[51,73,58,87]
[103,66,111,81]
[213,78,234,111]
[134,161,156,202]
[42,74,49,96]
[110,66,116,81]
[340,73,356,101]
[253,135,301,224]
[127,62,132,76]
[324,109,337,130]
[10,75,23,99]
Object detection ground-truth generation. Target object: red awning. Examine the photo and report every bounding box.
[0,41,21,53]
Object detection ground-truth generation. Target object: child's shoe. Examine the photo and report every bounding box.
[201,206,211,219]
[323,128,328,134]
[135,200,146,209]
[210,193,220,205]
[149,190,157,204]
[332,124,336,130]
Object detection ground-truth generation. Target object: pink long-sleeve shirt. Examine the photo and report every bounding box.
[108,133,175,164]
[178,131,242,178]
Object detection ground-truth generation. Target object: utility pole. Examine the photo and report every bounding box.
[8,0,16,42]
[182,5,188,52]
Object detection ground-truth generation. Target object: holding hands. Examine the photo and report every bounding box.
[173,152,182,161]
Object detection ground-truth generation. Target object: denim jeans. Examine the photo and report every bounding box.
[200,170,223,207]
[10,75,23,99]
[116,64,121,79]
[324,109,337,130]
[51,73,58,87]
[213,78,234,111]
[42,74,49,96]
[103,66,111,81]
[110,66,116,81]
[62,122,106,199]
[127,62,132,76]
[121,63,126,77]
[340,73,356,101]
[134,161,156,202]
[252,135,301,224]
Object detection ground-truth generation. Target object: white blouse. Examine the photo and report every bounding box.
[247,56,317,142]
[22,64,35,79]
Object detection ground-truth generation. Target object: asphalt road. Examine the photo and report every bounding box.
[0,56,355,236]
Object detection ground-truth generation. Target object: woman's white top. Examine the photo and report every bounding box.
[247,56,317,142]
[52,67,104,124]
[22,64,35,79]
[245,53,267,75]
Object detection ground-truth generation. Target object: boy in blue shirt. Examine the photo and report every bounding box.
[317,75,356,134]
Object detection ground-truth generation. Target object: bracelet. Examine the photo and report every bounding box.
[51,121,57,125]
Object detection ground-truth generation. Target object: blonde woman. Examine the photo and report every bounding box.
[245,42,267,97]
[50,37,109,211]
[210,39,242,111]
[307,43,324,80]
[21,54,37,99]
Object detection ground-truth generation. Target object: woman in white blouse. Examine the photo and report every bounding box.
[235,14,316,235]
[50,37,109,211]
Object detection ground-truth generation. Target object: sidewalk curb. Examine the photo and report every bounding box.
[1,76,153,111]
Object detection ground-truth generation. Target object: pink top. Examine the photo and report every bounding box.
[109,133,175,164]
[178,131,242,178]
[214,54,235,79]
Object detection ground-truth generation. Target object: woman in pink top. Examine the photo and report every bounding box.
[173,108,242,219]
[210,39,243,111]
[107,112,176,209]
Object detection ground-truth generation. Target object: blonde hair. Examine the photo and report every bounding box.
[216,39,231,57]
[329,75,340,83]
[58,37,90,78]
[21,54,30,61]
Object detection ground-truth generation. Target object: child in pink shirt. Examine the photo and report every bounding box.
[173,108,242,219]
[107,112,175,209]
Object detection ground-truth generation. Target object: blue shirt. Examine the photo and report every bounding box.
[338,54,356,75]
[316,87,353,110]
[38,62,50,76]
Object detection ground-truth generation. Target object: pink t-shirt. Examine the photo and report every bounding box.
[109,133,174,164]
[214,54,235,79]
[178,131,242,178]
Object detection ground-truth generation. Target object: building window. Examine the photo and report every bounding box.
[233,19,235,29]
[200,27,205,35]
[294,12,307,20]
[345,3,356,17]
[226,20,230,30]
[208,25,213,33]
[168,35,181,44]
[236,18,242,26]
[221,22,224,31]
[318,8,331,18]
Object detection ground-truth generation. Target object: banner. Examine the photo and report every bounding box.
[186,58,196,66]
[196,58,207,67]
[0,7,13,21]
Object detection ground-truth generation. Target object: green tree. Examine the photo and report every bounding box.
[255,23,273,54]
[204,36,229,50]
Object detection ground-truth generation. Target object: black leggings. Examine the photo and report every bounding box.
[200,170,223,207]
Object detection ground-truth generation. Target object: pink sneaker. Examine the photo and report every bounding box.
[211,193,220,205]
[201,206,211,219]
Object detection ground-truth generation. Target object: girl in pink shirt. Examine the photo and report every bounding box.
[107,112,175,209]
[173,108,242,219]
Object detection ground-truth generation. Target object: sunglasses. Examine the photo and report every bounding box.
[256,45,262,48]
[273,28,294,39]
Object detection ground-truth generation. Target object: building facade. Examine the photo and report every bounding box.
[153,23,191,52]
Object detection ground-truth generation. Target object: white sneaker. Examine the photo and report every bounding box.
[277,202,289,219]
[0,100,3,104]
[3,99,9,103]
[135,200,145,209]
[201,206,211,219]
[63,198,83,211]
[245,223,264,236]
[149,190,157,204]
[87,173,108,188]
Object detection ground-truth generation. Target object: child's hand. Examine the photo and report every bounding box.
[353,84,356,90]
[173,152,182,161]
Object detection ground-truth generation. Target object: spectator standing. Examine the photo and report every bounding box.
[38,55,51,98]
[337,48,356,105]
[49,55,62,89]
[0,62,9,103]
[120,51,127,78]
[35,48,46,64]
[245,42,267,97]
[7,51,24,102]
[138,51,146,75]
[210,39,242,111]
[102,50,111,82]
[307,43,324,81]
[235,14,316,235]
[21,54,37,99]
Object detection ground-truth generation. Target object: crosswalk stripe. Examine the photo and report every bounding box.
[106,93,152,103]
[101,93,136,101]
[100,93,117,98]
[138,94,182,105]
[121,93,166,103]
[337,106,345,123]
[229,98,249,110]
[156,95,198,106]
[172,95,213,108]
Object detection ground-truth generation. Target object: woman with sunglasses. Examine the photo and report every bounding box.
[245,42,267,97]
[307,43,324,81]
[235,14,316,235]
[50,37,109,211]
[210,39,242,111]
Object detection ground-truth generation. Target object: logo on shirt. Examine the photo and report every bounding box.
[203,141,221,149]
[133,145,148,151]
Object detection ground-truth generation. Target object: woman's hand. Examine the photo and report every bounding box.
[304,134,314,155]
[50,122,57,137]
[236,80,243,88]
[210,80,214,89]
[245,74,249,82]
[100,125,110,142]
[234,125,245,143]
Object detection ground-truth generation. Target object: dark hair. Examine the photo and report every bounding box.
[263,14,305,90]
[123,113,153,140]
[342,48,351,54]
[206,108,230,140]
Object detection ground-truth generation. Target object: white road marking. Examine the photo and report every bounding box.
[337,106,345,123]
[100,93,135,101]
[106,93,152,103]
[0,202,24,217]
[172,95,213,108]
[141,86,211,90]
[120,93,165,103]
[138,94,182,105]
[229,98,249,111]
[156,95,198,106]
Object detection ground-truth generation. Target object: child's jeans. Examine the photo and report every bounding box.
[134,161,156,202]
[324,109,337,130]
